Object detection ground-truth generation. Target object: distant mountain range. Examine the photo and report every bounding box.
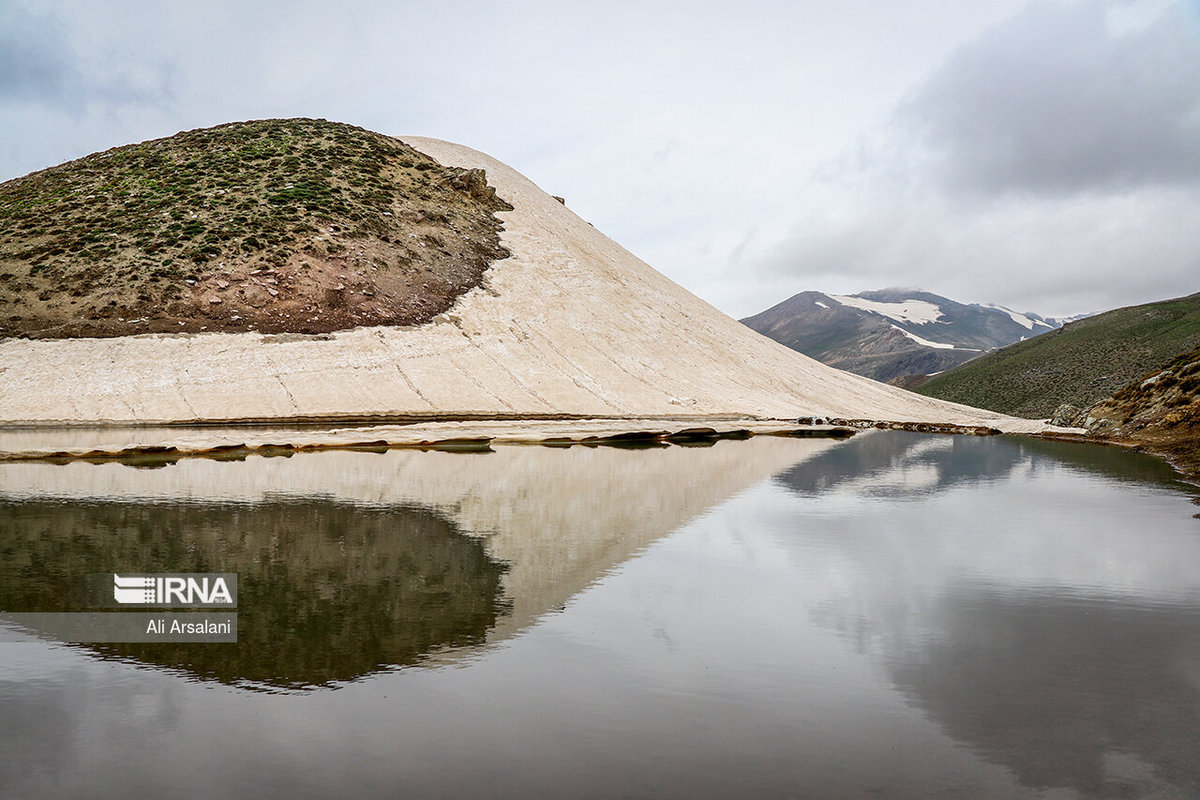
[741,288,1066,382]
[916,291,1200,419]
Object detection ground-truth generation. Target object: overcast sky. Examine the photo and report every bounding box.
[2,0,1198,318]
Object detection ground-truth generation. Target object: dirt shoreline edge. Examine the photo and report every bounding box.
[0,416,1020,465]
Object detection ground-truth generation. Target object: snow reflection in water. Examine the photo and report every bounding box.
[0,432,1197,798]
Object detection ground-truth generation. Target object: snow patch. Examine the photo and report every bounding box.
[1054,313,1092,326]
[889,324,982,352]
[814,301,828,309]
[982,303,1037,330]
[830,295,944,325]
[889,324,957,350]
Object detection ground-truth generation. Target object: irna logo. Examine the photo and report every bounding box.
[112,574,236,607]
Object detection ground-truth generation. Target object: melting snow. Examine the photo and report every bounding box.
[982,303,1038,330]
[829,295,944,325]
[890,324,976,351]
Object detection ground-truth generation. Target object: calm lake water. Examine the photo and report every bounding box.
[1,431,1198,799]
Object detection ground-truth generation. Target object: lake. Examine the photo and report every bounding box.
[1,431,1198,799]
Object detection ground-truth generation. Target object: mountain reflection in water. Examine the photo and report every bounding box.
[777,428,1192,499]
[772,430,1200,798]
[3,432,1199,799]
[0,499,509,689]
[0,435,839,690]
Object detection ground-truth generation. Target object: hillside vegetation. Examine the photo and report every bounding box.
[916,292,1200,418]
[1049,347,1200,484]
[0,118,512,338]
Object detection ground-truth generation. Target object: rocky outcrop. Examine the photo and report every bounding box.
[1050,403,1084,428]
[1041,348,1200,483]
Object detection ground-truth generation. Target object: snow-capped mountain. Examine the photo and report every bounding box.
[741,288,1063,383]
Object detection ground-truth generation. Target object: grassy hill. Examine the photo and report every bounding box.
[916,292,1200,419]
[0,118,512,338]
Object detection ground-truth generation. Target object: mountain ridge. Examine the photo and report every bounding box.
[741,288,1062,382]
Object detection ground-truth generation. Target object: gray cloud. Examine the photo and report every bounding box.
[0,0,1194,320]
[899,0,1200,196]
[758,185,1200,318]
[0,5,81,104]
[0,4,173,112]
[751,0,1200,319]
[0,3,177,185]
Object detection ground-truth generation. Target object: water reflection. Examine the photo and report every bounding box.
[3,431,1199,798]
[777,428,1194,499]
[0,499,510,689]
[0,436,839,689]
[889,590,1200,796]
[772,431,1200,798]
[775,430,1018,497]
[1014,433,1192,489]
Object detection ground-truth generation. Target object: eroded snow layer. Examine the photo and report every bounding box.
[0,137,1050,435]
[981,303,1039,330]
[889,324,976,351]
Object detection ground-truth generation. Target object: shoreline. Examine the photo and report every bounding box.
[1035,429,1200,489]
[0,416,1020,465]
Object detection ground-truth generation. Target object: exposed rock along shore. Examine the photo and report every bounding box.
[1042,348,1200,485]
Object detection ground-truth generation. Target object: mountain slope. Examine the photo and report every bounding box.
[916,292,1200,418]
[741,288,1059,382]
[0,118,511,338]
[0,124,1049,432]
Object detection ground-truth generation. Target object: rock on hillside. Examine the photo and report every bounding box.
[741,288,1059,383]
[0,123,1051,432]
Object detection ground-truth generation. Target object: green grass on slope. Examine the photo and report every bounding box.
[915,292,1200,419]
[0,118,512,338]
[0,118,407,275]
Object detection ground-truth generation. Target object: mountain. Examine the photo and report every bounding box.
[740,288,1061,382]
[0,120,1049,432]
[916,292,1200,419]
